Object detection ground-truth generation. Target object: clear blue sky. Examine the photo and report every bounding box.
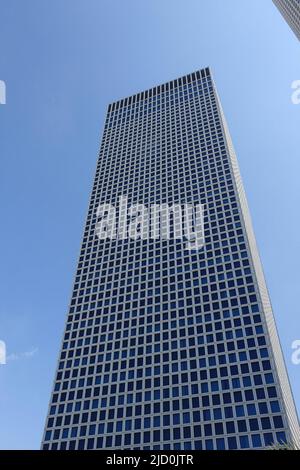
[0,0,299,450]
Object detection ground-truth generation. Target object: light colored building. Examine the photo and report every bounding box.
[273,0,300,40]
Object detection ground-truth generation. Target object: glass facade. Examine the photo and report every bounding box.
[42,68,300,450]
[273,0,300,41]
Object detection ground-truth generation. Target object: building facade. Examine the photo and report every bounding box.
[273,0,300,41]
[42,68,300,450]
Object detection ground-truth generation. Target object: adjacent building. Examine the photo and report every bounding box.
[273,0,300,40]
[42,68,300,450]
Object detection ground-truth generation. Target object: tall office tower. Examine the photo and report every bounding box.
[42,68,300,450]
[273,0,300,41]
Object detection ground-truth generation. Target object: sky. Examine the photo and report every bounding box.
[0,0,300,450]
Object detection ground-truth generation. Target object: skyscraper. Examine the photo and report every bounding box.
[42,68,300,450]
[273,0,300,41]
